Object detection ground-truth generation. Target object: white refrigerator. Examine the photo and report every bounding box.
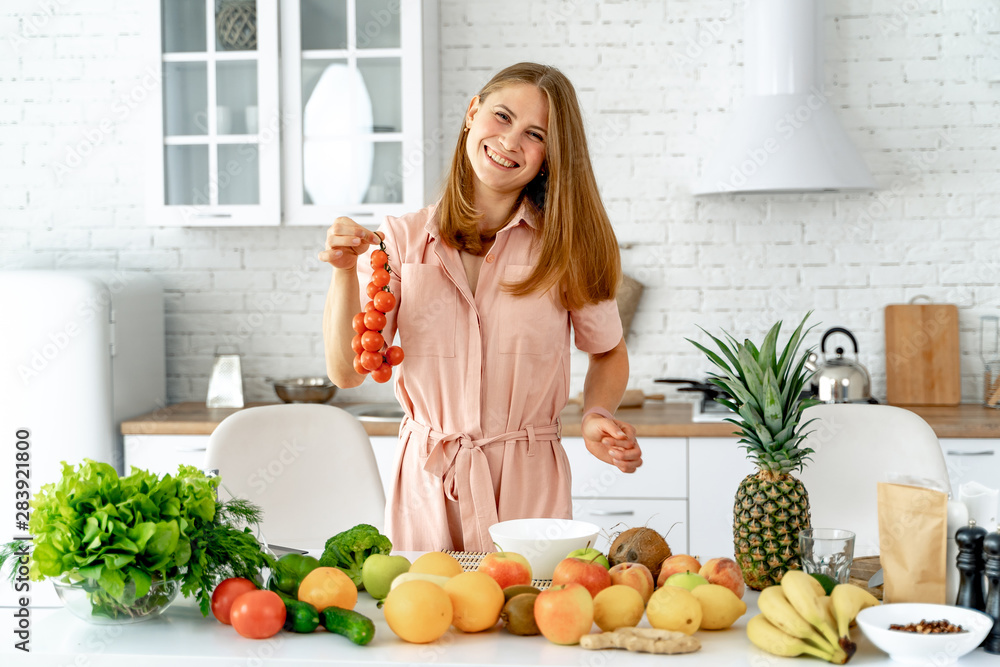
[0,270,166,606]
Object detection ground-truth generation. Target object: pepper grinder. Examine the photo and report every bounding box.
[984,529,1000,654]
[955,519,987,611]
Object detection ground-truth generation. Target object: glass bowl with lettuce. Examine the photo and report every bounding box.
[1,460,274,624]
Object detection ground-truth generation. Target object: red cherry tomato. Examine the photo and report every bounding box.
[364,310,387,331]
[373,290,395,313]
[353,355,370,375]
[361,330,384,352]
[364,300,377,313]
[360,350,383,371]
[229,589,285,639]
[366,281,381,299]
[371,249,388,269]
[371,364,393,383]
[210,577,258,625]
[385,346,405,366]
[352,312,367,334]
[351,333,365,355]
[372,267,391,288]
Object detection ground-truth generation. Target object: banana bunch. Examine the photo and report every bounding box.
[747,570,880,663]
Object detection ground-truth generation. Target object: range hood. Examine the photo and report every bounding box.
[694,0,877,195]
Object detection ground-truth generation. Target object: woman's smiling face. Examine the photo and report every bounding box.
[464,83,549,201]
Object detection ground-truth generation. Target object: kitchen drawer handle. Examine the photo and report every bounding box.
[589,510,635,516]
[946,450,995,456]
[176,444,208,452]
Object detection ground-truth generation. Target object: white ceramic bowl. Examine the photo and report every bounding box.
[488,518,600,580]
[856,603,993,666]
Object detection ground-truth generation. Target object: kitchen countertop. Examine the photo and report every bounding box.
[6,584,996,666]
[120,402,1000,439]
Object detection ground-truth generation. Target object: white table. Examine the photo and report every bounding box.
[4,588,998,666]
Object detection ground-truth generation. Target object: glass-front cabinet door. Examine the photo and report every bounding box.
[145,0,280,226]
[281,0,434,226]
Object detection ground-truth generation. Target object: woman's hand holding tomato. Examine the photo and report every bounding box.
[318,216,382,271]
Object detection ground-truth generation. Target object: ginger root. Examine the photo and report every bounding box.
[579,627,702,654]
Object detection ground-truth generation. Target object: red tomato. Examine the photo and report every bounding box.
[364,300,377,313]
[211,578,258,625]
[385,346,405,366]
[353,355,370,375]
[230,589,285,639]
[363,310,387,331]
[351,333,365,355]
[361,330,384,352]
[372,267,391,288]
[360,350,383,371]
[366,281,381,299]
[371,364,393,383]
[352,312,367,334]
[373,290,396,313]
[371,249,388,269]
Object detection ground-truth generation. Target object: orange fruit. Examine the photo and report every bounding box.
[443,571,505,632]
[409,551,463,577]
[383,580,453,643]
[297,567,357,612]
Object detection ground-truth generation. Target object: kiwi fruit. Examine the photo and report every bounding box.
[500,593,540,636]
[502,584,541,603]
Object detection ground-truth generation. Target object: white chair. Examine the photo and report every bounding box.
[798,403,951,557]
[206,403,386,549]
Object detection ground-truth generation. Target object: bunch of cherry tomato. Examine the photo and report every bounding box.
[352,240,404,383]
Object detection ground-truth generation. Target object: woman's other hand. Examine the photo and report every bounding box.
[318,216,382,270]
[582,413,642,473]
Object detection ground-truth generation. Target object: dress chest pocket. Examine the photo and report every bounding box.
[398,263,457,358]
[498,265,567,355]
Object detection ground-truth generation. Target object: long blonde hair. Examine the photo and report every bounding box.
[437,62,621,310]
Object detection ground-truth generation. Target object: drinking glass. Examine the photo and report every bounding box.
[799,528,855,584]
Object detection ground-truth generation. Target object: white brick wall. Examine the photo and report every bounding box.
[2,0,998,408]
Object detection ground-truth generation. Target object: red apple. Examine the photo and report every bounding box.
[533,583,594,645]
[699,557,746,599]
[656,554,702,588]
[608,562,655,605]
[476,551,532,589]
[551,557,612,598]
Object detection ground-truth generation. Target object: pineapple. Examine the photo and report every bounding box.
[688,313,818,590]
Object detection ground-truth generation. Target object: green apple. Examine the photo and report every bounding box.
[665,571,709,591]
[565,547,610,569]
[361,554,411,600]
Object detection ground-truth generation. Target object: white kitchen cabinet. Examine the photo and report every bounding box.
[124,434,210,475]
[939,438,1000,496]
[687,437,756,561]
[561,437,688,555]
[144,0,439,227]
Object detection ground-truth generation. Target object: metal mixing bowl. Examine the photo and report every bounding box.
[272,377,337,404]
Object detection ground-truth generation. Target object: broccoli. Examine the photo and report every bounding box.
[319,523,393,589]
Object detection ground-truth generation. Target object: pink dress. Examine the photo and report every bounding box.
[357,202,623,552]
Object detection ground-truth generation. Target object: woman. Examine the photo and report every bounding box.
[319,62,642,551]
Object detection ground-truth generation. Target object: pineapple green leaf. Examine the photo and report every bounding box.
[759,321,780,375]
[687,337,734,377]
[763,367,782,434]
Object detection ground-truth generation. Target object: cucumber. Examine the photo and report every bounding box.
[281,596,320,633]
[319,607,376,645]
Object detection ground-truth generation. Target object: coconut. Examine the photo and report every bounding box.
[608,527,672,581]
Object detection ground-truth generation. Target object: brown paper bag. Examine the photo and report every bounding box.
[877,482,948,603]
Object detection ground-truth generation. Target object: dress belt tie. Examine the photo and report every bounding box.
[400,416,561,551]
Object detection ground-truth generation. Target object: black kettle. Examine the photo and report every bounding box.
[804,327,876,403]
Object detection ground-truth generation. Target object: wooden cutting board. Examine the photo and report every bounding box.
[884,302,960,406]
